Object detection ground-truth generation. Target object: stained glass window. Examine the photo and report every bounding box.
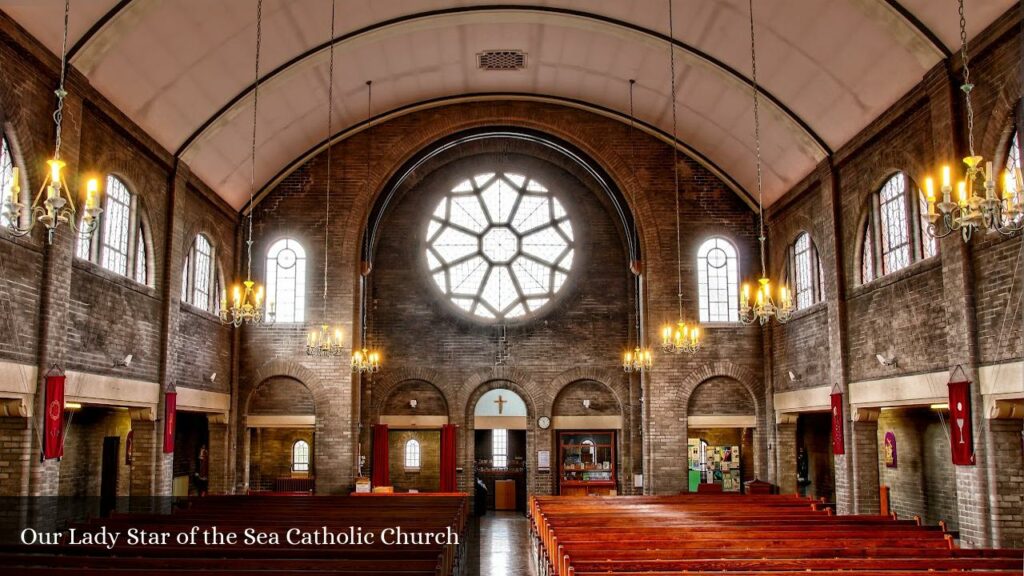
[1007,129,1020,197]
[697,237,739,322]
[100,176,131,276]
[405,439,420,469]
[266,238,306,323]
[426,172,574,321]
[878,174,910,274]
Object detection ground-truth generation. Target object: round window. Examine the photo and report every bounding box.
[425,172,575,321]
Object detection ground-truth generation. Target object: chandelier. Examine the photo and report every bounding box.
[352,80,382,374]
[737,0,790,325]
[2,0,104,245]
[659,0,702,354]
[306,0,344,358]
[620,80,654,374]
[924,0,1023,242]
[220,0,273,327]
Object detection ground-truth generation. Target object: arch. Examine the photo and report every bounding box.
[379,380,450,419]
[696,236,739,323]
[673,361,764,423]
[552,380,623,417]
[361,127,640,267]
[786,231,823,309]
[371,367,452,421]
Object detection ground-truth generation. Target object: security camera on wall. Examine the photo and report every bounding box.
[114,354,133,368]
[788,370,798,382]
[409,399,418,409]
[875,353,897,367]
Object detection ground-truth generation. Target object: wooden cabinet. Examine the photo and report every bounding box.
[494,479,516,510]
[557,431,616,496]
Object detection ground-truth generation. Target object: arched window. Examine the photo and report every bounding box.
[405,439,420,470]
[861,223,874,283]
[74,175,152,285]
[100,176,131,276]
[183,234,219,312]
[0,135,17,228]
[292,440,310,472]
[492,428,508,469]
[1007,129,1020,197]
[134,226,148,285]
[788,232,821,309]
[878,174,910,274]
[697,237,739,323]
[266,238,306,323]
[860,172,935,284]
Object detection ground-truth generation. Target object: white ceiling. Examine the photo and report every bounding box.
[1,0,1016,209]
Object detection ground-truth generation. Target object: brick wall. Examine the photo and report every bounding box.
[688,377,755,415]
[249,376,315,415]
[877,408,959,529]
[388,429,440,493]
[248,428,314,490]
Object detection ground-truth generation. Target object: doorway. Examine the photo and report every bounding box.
[100,436,120,517]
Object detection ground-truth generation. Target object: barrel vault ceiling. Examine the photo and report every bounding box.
[1,0,1016,210]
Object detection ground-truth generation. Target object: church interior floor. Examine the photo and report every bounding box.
[469,511,536,576]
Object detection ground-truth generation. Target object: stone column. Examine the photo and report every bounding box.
[775,415,798,495]
[850,408,880,515]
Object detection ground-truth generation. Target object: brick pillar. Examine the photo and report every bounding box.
[128,410,158,510]
[816,158,854,514]
[984,416,1023,547]
[850,408,880,515]
[206,415,230,494]
[923,63,993,548]
[775,417,797,495]
[25,75,87,530]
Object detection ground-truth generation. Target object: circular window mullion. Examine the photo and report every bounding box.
[428,171,573,322]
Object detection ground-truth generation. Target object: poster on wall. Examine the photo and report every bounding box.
[883,431,897,468]
[538,450,550,471]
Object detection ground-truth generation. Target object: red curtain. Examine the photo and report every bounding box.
[372,424,390,488]
[43,375,65,460]
[830,391,845,455]
[948,380,975,465]
[440,424,457,492]
[163,392,176,454]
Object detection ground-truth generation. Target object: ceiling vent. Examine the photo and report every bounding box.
[477,50,527,71]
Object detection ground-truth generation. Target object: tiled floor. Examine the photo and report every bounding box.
[469,511,537,576]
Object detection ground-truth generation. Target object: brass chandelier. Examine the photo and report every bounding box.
[352,81,381,374]
[306,0,344,357]
[623,81,654,374]
[659,0,702,355]
[738,0,793,326]
[221,0,273,327]
[923,0,1023,242]
[2,0,104,245]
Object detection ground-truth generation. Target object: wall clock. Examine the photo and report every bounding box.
[538,416,551,429]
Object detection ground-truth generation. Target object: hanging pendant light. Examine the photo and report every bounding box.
[2,0,104,245]
[658,0,702,354]
[220,0,274,327]
[923,0,1023,241]
[352,81,381,374]
[737,0,793,326]
[306,0,344,357]
[622,79,654,373]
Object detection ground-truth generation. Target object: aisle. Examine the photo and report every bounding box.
[476,511,536,576]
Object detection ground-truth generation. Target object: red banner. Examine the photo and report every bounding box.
[163,392,176,454]
[948,380,975,465]
[440,424,457,492]
[371,424,390,488]
[830,391,845,455]
[43,375,65,460]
